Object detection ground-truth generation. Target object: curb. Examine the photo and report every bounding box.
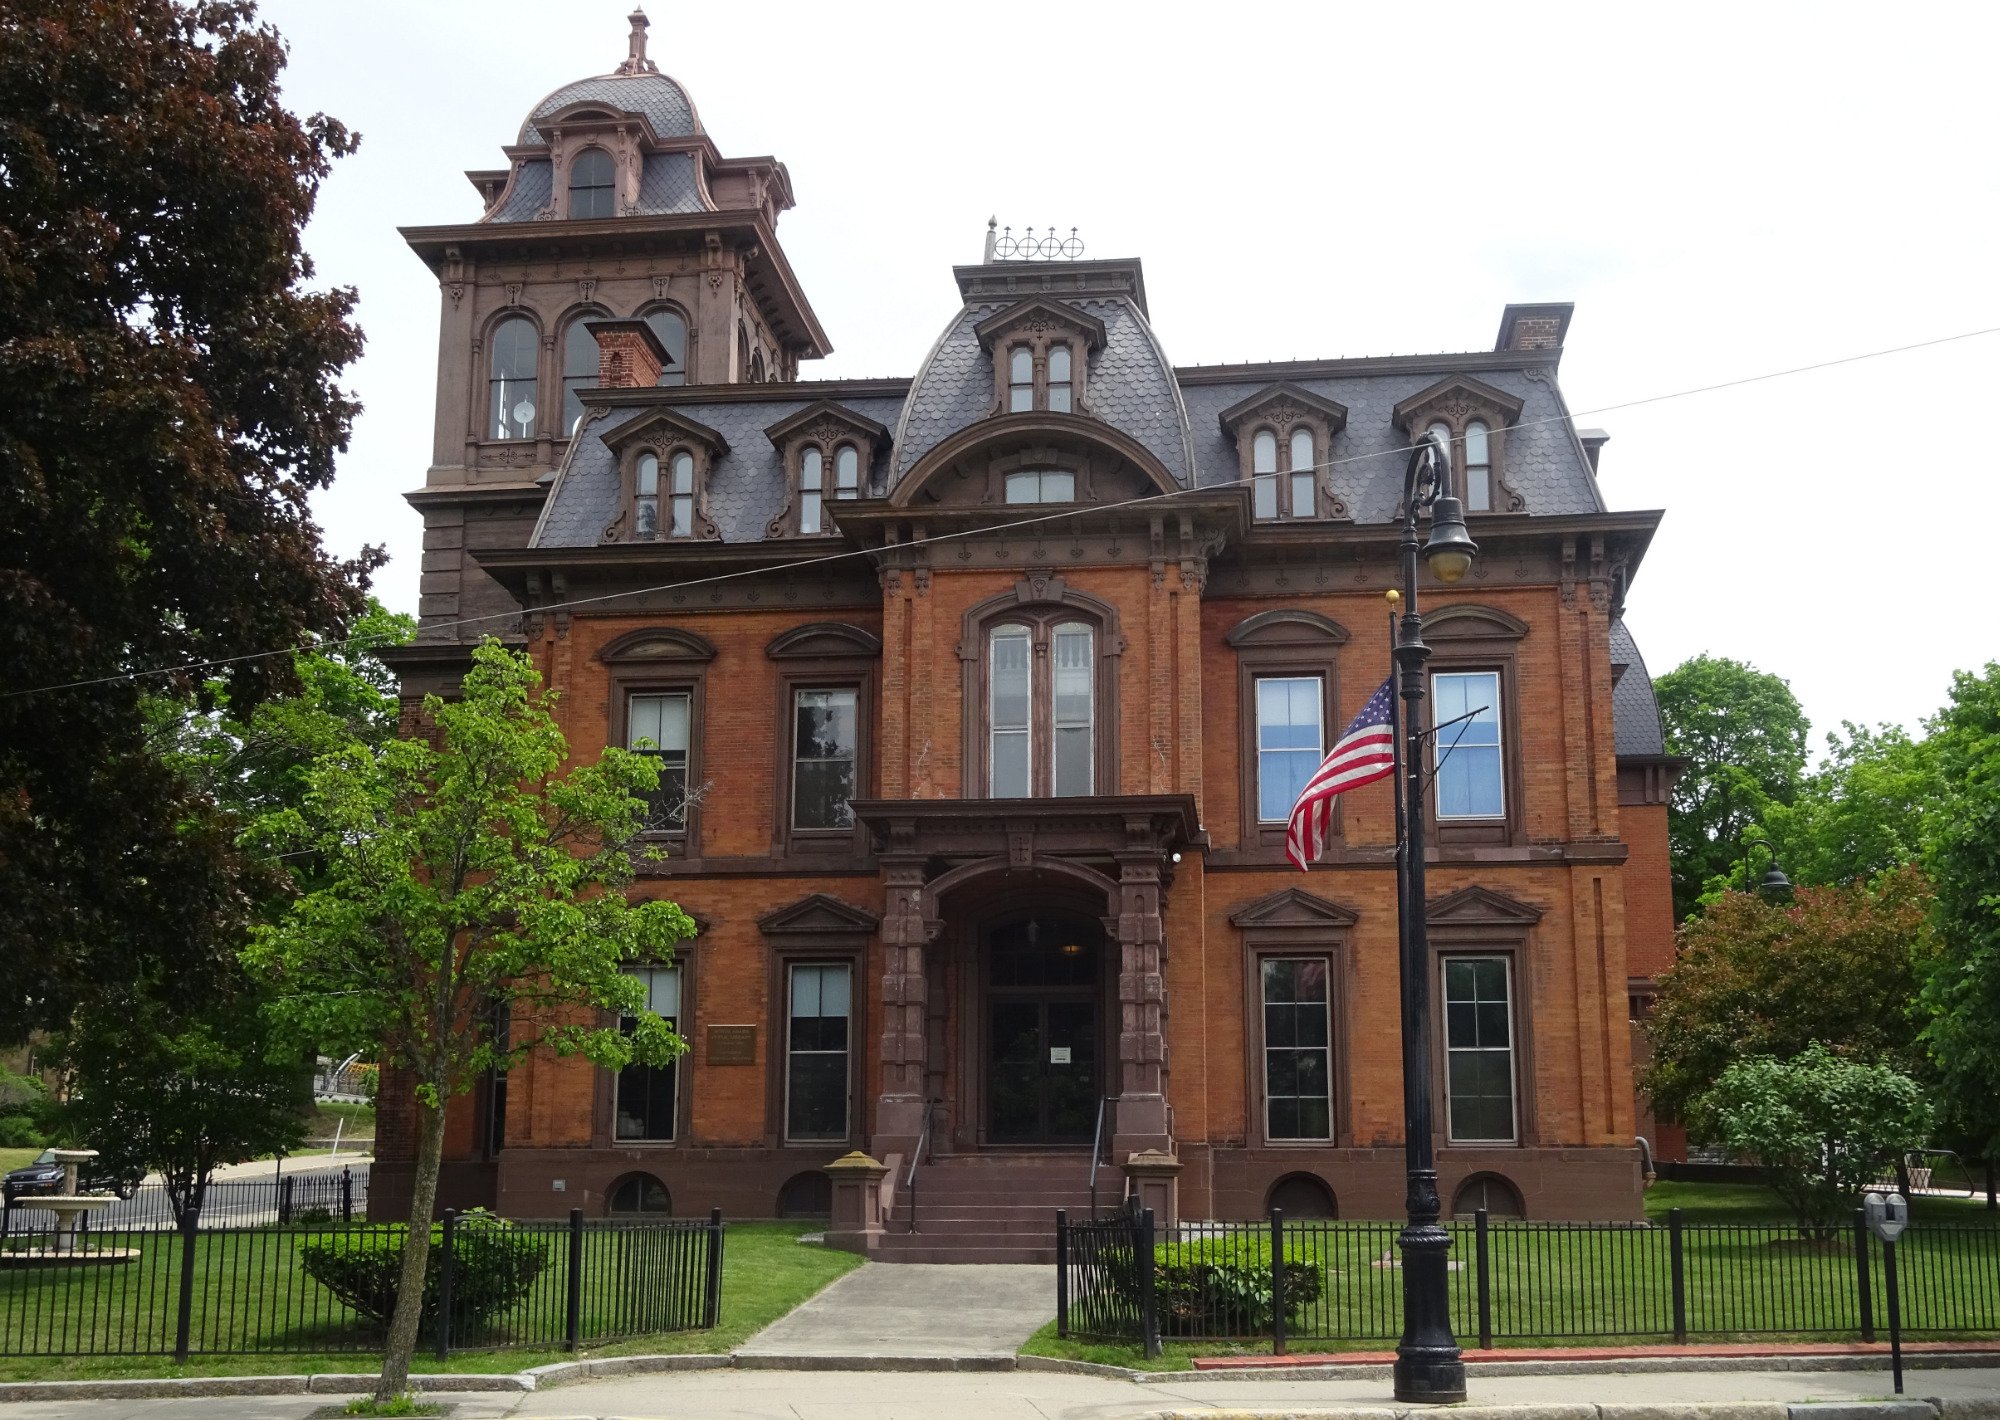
[1141,1407,1998,1420]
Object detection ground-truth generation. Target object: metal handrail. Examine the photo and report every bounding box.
[905,1099,935,1233]
[1087,1095,1114,1218]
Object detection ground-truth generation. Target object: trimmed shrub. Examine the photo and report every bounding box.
[1155,1248,1324,1337]
[299,1210,547,1334]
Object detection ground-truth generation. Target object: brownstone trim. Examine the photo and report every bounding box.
[598,626,719,664]
[762,403,886,539]
[1423,606,1529,849]
[956,577,1126,799]
[759,898,875,1150]
[599,407,726,542]
[1392,377,1527,515]
[765,623,882,660]
[477,305,545,446]
[607,659,709,860]
[1230,887,1359,1148]
[1227,610,1349,857]
[1219,384,1352,523]
[1427,884,1546,1148]
[893,415,1184,507]
[771,669,875,860]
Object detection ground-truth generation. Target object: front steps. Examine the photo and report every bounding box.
[874,1152,1117,1264]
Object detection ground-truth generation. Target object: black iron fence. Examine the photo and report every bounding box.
[1056,1204,2000,1355]
[0,1206,723,1361]
[3,1170,370,1235]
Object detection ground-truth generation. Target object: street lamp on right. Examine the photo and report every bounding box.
[1740,834,1792,897]
[1387,431,1478,1404]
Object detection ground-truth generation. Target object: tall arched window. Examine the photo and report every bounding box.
[834,444,861,501]
[668,451,695,537]
[799,446,824,535]
[562,319,600,434]
[1252,430,1279,520]
[568,148,615,219]
[1047,344,1073,413]
[750,349,766,383]
[1288,428,1315,518]
[1008,347,1034,413]
[1464,420,1491,512]
[986,618,1096,798]
[488,316,538,440]
[644,309,687,386]
[634,453,660,536]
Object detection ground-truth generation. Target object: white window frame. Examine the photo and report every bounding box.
[614,965,681,1144]
[1261,955,1334,1143]
[790,687,858,832]
[1049,621,1094,798]
[988,624,1033,798]
[1431,670,1505,821]
[1254,674,1324,824]
[784,962,853,1144]
[627,690,691,833]
[1441,954,1519,1146]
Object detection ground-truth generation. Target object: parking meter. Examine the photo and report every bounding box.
[1863,1191,1908,1393]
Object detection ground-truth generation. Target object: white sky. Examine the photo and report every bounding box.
[266,0,2000,747]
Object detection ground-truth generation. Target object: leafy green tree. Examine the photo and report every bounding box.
[47,991,312,1220]
[1919,662,2000,1162]
[0,0,376,1038]
[1643,868,1937,1121]
[1694,1043,1931,1238]
[1751,723,1941,893]
[247,640,693,1402]
[1656,654,1811,920]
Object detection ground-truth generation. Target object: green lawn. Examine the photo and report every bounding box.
[1023,1182,2000,1369]
[0,1221,857,1382]
[0,1149,42,1174]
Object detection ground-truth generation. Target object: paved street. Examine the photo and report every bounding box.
[3,1362,1998,1420]
[2,1160,370,1233]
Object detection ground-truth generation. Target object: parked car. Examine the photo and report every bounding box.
[2,1148,142,1204]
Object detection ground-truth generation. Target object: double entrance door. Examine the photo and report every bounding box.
[983,916,1101,1145]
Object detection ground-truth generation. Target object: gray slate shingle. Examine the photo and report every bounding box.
[489,160,551,222]
[518,73,699,146]
[1609,618,1668,757]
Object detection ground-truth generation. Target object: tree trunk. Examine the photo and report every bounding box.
[1986,1157,1996,1211]
[374,1093,447,1403]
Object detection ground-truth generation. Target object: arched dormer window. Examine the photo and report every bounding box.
[1220,384,1349,523]
[633,450,696,538]
[568,147,615,219]
[643,309,688,387]
[1250,425,1316,520]
[1047,345,1073,413]
[488,315,539,440]
[750,349,767,383]
[762,403,888,540]
[974,299,1106,419]
[561,316,605,434]
[1393,376,1526,515]
[1008,347,1033,412]
[960,577,1123,799]
[602,407,725,544]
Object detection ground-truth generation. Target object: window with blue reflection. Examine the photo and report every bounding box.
[1256,676,1323,823]
[1432,671,1503,818]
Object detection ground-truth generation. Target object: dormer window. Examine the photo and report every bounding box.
[1393,376,1526,515]
[974,299,1106,419]
[604,408,725,544]
[634,451,695,538]
[1047,345,1073,413]
[569,148,615,219]
[1004,469,1075,504]
[488,315,539,440]
[1220,384,1350,523]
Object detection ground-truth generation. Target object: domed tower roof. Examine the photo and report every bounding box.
[516,10,702,146]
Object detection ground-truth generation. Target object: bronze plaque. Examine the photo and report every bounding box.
[706,1024,757,1065]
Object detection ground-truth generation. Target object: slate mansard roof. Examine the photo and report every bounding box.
[489,153,707,222]
[518,72,700,146]
[1608,618,1668,758]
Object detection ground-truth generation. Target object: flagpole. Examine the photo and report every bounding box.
[1387,598,1407,925]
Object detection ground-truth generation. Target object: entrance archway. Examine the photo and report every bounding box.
[982,913,1105,1145]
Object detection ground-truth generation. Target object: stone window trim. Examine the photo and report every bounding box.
[595,943,698,1150]
[1218,383,1352,522]
[478,307,545,444]
[766,623,882,859]
[536,107,656,220]
[601,627,716,859]
[1230,887,1359,1149]
[1391,375,1528,515]
[634,301,695,387]
[1225,610,1350,859]
[1426,885,1545,1148]
[601,408,726,543]
[1421,604,1530,849]
[973,297,1107,418]
[557,302,614,438]
[956,576,1126,799]
[758,894,881,1149]
[762,402,890,539]
[982,445,1094,506]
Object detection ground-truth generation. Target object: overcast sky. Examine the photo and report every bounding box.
[264,0,2000,747]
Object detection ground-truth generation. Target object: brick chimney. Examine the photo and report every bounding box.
[1494,302,1574,353]
[585,318,669,389]
[1578,427,1610,473]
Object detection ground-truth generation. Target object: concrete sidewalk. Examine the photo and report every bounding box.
[2,1362,1996,1420]
[733,1261,1052,1362]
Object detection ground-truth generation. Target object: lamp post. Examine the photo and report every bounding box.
[1390,432,1478,1403]
[1739,835,1792,897]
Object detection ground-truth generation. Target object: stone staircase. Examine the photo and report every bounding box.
[875,1152,1113,1264]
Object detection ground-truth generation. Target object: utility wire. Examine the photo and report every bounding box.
[8,321,1999,702]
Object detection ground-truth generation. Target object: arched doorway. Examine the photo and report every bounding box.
[982,913,1106,1145]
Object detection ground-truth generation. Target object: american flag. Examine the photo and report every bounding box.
[1285,677,1397,872]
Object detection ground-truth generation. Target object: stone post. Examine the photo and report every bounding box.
[1124,1149,1182,1226]
[874,857,933,1155]
[822,1151,891,1256]
[1112,843,1171,1156]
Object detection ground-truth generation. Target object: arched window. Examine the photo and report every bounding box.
[777,1171,833,1219]
[1252,430,1279,519]
[799,446,824,535]
[750,349,766,383]
[635,453,660,536]
[562,319,600,434]
[986,619,1095,798]
[607,1173,672,1215]
[487,316,538,440]
[1289,427,1315,518]
[668,451,695,537]
[1003,469,1075,504]
[1267,1174,1338,1219]
[568,148,615,219]
[1451,1172,1524,1220]
[834,444,861,501]
[1008,347,1034,413]
[644,309,687,386]
[1047,344,1073,413]
[1464,420,1491,512]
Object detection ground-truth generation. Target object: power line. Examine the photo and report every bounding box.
[8,321,1999,702]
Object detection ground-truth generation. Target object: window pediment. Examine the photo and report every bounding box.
[764,403,886,539]
[763,401,890,447]
[1427,884,1545,927]
[765,622,883,660]
[757,893,881,937]
[1225,609,1351,649]
[1221,383,1350,523]
[598,626,718,664]
[602,406,728,458]
[1423,604,1530,642]
[1218,383,1350,439]
[1391,375,1525,432]
[1393,377,1526,516]
[895,424,1179,509]
[1229,886,1360,931]
[973,298,1107,354]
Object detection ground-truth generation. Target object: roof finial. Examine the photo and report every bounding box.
[982,216,998,264]
[616,8,658,75]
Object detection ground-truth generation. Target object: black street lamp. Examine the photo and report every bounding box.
[1389,432,1477,1403]
[1741,835,1792,897]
